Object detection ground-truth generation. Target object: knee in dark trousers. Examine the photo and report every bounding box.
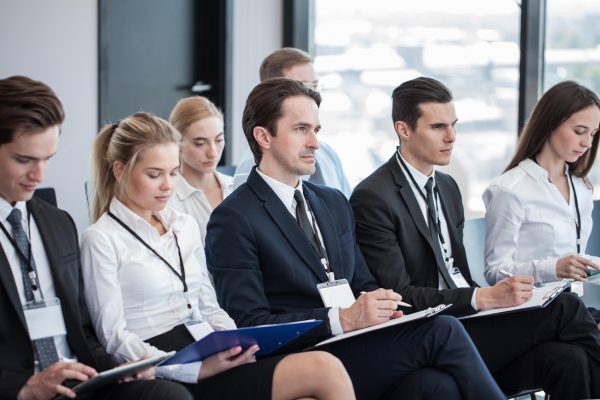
[381,367,461,400]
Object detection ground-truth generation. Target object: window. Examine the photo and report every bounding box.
[545,0,600,197]
[314,0,520,217]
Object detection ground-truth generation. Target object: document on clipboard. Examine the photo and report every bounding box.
[315,304,451,347]
[459,280,571,320]
[159,319,322,366]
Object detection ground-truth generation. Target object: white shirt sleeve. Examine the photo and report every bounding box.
[328,307,343,335]
[194,240,237,331]
[80,228,202,383]
[483,185,558,285]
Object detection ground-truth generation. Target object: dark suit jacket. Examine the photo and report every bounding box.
[350,155,478,316]
[206,168,378,345]
[0,198,117,399]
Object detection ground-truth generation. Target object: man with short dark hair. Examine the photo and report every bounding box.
[350,76,600,399]
[233,47,352,197]
[206,77,505,400]
[0,76,191,400]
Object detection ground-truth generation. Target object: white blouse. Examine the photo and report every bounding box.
[169,172,233,245]
[483,159,594,285]
[80,198,235,383]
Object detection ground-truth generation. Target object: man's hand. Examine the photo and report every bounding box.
[198,345,258,381]
[476,275,534,309]
[119,357,156,382]
[17,362,97,400]
[339,288,403,332]
[556,255,600,281]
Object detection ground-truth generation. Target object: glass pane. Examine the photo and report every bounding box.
[545,0,600,198]
[314,0,520,217]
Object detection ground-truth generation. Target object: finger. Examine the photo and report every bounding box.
[512,275,534,285]
[219,346,243,360]
[375,300,398,310]
[55,384,77,399]
[63,362,98,377]
[373,289,401,301]
[391,310,404,319]
[60,368,92,382]
[229,346,259,365]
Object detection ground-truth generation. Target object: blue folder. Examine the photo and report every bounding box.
[159,319,321,366]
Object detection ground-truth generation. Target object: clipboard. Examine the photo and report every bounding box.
[459,280,571,320]
[315,304,452,347]
[160,319,322,366]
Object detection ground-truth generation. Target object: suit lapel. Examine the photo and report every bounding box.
[388,156,435,248]
[0,245,27,328]
[28,200,78,323]
[303,185,345,280]
[248,171,329,282]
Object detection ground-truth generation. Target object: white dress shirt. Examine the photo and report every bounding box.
[0,198,75,369]
[169,172,233,246]
[80,198,235,383]
[397,153,479,310]
[483,158,593,285]
[255,168,344,335]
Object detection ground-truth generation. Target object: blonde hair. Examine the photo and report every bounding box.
[91,112,181,222]
[169,96,223,135]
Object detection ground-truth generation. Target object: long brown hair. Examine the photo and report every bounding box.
[505,80,600,178]
[91,112,181,222]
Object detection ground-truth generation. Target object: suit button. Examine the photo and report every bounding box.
[23,359,33,369]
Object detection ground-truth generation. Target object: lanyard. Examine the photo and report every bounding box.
[0,204,44,302]
[568,171,582,253]
[396,153,451,265]
[108,211,192,309]
[300,195,333,282]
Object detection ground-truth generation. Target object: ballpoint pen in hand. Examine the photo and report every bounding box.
[360,291,412,307]
[499,269,514,278]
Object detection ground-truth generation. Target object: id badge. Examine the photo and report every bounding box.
[450,267,471,288]
[184,320,214,341]
[317,279,355,308]
[23,298,67,340]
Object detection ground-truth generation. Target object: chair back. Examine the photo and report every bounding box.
[586,199,600,256]
[463,217,489,287]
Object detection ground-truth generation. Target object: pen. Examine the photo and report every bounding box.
[360,291,412,308]
[499,269,514,278]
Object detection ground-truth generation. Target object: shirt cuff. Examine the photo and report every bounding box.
[471,287,479,311]
[156,361,202,383]
[538,257,560,282]
[328,307,344,336]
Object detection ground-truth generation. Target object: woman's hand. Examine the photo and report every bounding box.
[198,345,258,381]
[556,255,600,281]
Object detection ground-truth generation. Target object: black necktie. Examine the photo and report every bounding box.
[424,178,457,289]
[7,208,60,369]
[308,161,325,185]
[294,190,320,255]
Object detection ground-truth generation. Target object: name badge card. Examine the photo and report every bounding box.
[450,267,471,288]
[317,279,355,308]
[23,298,67,340]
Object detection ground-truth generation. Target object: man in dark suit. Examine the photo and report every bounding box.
[350,76,600,399]
[0,76,191,400]
[206,77,505,400]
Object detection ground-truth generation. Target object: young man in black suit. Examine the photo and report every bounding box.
[350,76,600,399]
[206,77,505,400]
[0,76,191,400]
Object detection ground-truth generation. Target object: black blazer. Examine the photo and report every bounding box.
[206,168,378,346]
[350,155,478,316]
[0,198,117,399]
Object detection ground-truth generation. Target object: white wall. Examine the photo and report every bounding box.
[0,0,97,231]
[230,0,283,165]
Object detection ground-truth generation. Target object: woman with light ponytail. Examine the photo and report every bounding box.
[80,111,355,400]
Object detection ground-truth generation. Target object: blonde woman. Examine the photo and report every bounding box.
[80,112,355,400]
[169,96,231,245]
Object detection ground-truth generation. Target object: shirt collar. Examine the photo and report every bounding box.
[518,158,569,183]
[108,197,183,233]
[0,198,27,226]
[397,149,436,191]
[256,168,303,210]
[175,172,232,201]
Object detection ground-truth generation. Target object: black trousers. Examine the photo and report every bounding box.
[82,379,192,400]
[463,292,600,400]
[320,315,505,400]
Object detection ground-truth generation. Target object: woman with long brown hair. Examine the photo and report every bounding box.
[483,81,600,285]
